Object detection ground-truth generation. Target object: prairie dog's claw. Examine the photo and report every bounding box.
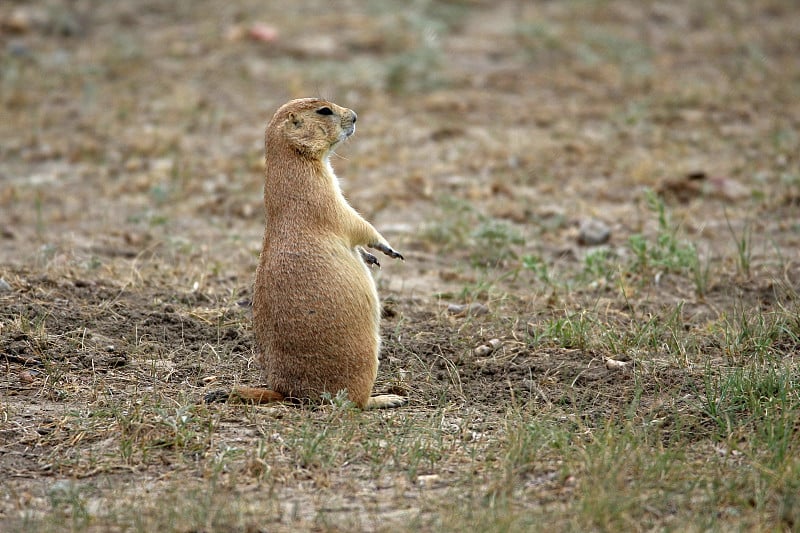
[371,242,404,261]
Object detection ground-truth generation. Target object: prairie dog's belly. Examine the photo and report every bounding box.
[254,239,379,354]
[252,238,381,400]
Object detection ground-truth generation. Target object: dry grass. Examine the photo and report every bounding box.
[2,0,800,531]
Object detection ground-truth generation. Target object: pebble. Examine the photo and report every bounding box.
[447,302,489,317]
[577,218,611,246]
[0,278,12,292]
[474,345,492,356]
[416,474,440,488]
[604,357,630,370]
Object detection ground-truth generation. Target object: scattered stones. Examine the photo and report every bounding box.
[577,218,611,246]
[474,338,502,356]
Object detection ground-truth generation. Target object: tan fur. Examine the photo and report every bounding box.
[214,98,405,410]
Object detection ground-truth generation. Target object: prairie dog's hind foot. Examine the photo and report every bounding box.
[204,387,285,404]
[204,389,232,403]
[366,394,408,409]
[370,242,404,261]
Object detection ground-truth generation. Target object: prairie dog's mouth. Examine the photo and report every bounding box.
[342,124,355,138]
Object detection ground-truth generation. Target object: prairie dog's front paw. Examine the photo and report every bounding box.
[359,248,381,268]
[371,242,404,261]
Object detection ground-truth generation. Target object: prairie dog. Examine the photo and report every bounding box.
[208,98,405,409]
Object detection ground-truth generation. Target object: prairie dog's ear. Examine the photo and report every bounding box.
[288,112,302,127]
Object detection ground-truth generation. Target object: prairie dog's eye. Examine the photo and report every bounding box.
[316,106,334,116]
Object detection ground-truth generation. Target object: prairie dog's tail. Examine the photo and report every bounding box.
[204,387,285,404]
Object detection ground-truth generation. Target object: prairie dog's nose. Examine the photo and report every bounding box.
[351,111,357,123]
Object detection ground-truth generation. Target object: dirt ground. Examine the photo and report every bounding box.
[1,1,799,531]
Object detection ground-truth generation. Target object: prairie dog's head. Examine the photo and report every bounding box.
[268,98,357,158]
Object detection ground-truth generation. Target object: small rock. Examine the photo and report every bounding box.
[578,218,611,246]
[447,302,489,317]
[474,345,493,356]
[604,357,630,370]
[417,474,440,488]
[0,278,12,292]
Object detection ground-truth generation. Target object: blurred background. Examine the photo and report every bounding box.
[2,3,800,529]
